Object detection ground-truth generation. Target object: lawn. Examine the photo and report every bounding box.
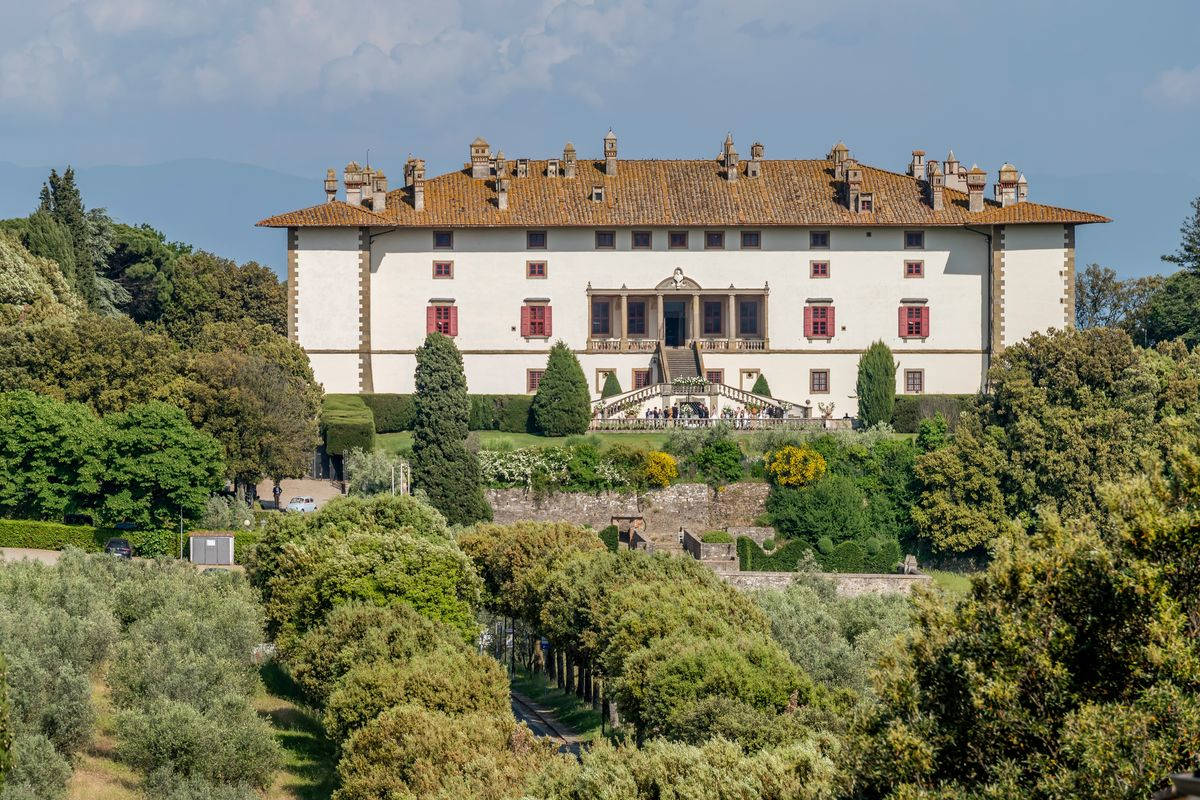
[378,430,674,456]
[257,661,339,800]
[510,667,605,744]
[927,569,974,597]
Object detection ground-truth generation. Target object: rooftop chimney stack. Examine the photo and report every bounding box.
[324,168,337,203]
[563,142,577,178]
[343,161,365,205]
[845,160,863,211]
[944,150,966,191]
[603,129,617,176]
[830,141,850,179]
[372,171,388,212]
[547,158,560,177]
[516,158,529,178]
[497,178,509,211]
[1016,173,1028,203]
[722,133,739,182]
[995,163,1019,207]
[966,164,987,212]
[413,175,425,212]
[748,141,763,178]
[908,150,926,177]
[928,160,945,211]
[470,137,491,179]
[495,151,507,179]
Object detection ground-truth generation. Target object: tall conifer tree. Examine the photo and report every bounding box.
[856,341,896,427]
[531,341,591,436]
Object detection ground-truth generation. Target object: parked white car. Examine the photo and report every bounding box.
[285,496,317,513]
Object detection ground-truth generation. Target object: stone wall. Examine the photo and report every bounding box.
[682,529,737,562]
[727,526,775,546]
[485,482,770,533]
[722,571,932,597]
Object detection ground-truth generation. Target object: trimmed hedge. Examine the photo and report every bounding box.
[0,519,175,557]
[737,535,902,573]
[355,393,534,434]
[322,395,376,455]
[598,525,619,553]
[738,536,815,572]
[361,394,416,433]
[890,394,975,433]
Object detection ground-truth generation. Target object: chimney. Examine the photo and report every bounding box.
[748,141,763,178]
[995,163,1019,207]
[830,141,851,179]
[470,137,491,179]
[343,161,364,205]
[563,142,577,178]
[1016,173,1028,203]
[372,171,388,212]
[497,178,509,211]
[966,164,987,212]
[603,129,617,176]
[928,160,945,211]
[722,133,739,182]
[547,158,560,177]
[516,158,529,178]
[324,168,337,203]
[495,150,507,179]
[845,160,863,211]
[413,176,425,211]
[944,150,966,191]
[908,150,925,177]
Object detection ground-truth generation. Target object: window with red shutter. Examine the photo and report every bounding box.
[427,306,436,334]
[430,305,455,336]
[920,305,930,337]
[900,305,926,338]
[806,305,834,339]
[544,305,553,337]
[520,305,531,337]
[803,305,813,337]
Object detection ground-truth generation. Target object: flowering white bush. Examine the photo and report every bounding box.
[479,447,570,489]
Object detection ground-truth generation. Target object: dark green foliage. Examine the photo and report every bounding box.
[0,519,109,551]
[20,211,76,287]
[103,223,190,323]
[497,394,534,433]
[767,475,870,544]
[358,394,416,432]
[750,373,771,397]
[737,536,815,571]
[1141,269,1200,347]
[158,252,286,344]
[321,395,376,456]
[816,536,834,555]
[862,537,901,573]
[38,167,100,309]
[598,525,619,553]
[411,333,491,525]
[600,371,623,398]
[531,341,590,436]
[0,656,9,789]
[890,393,973,433]
[1162,194,1200,272]
[694,438,744,489]
[856,341,896,427]
[915,412,949,452]
[823,540,865,572]
[700,530,733,544]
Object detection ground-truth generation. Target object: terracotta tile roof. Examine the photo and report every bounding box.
[257,159,1109,228]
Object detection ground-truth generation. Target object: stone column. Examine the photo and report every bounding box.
[761,292,769,347]
[726,293,736,348]
[617,293,627,348]
[657,293,665,342]
[691,294,700,342]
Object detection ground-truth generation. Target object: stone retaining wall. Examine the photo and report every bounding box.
[485,482,770,533]
[722,571,933,597]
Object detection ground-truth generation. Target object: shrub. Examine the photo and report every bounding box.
[891,394,974,433]
[344,448,409,496]
[601,371,623,398]
[200,496,254,530]
[863,537,902,573]
[700,531,733,544]
[0,520,108,551]
[823,540,865,572]
[359,394,416,433]
[497,395,534,433]
[766,475,871,544]
[640,451,678,488]
[750,373,771,397]
[764,445,826,487]
[322,395,376,455]
[530,341,591,436]
[816,536,834,555]
[2,734,71,800]
[762,538,775,551]
[856,341,896,427]
[737,536,816,572]
[694,438,744,489]
[598,525,619,553]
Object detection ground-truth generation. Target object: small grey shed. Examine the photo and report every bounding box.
[188,532,235,565]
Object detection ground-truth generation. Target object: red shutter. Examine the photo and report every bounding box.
[520,305,531,337]
[427,305,436,334]
[449,306,459,337]
[920,305,930,338]
[827,306,836,339]
[803,305,813,338]
[545,305,553,337]
[898,306,906,338]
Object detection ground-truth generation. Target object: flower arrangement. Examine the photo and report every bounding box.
[671,376,708,389]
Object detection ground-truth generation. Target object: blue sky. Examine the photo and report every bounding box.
[1,0,1198,277]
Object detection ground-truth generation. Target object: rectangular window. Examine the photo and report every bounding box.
[526,369,545,393]
[632,230,652,249]
[668,230,688,249]
[810,230,830,249]
[904,260,924,278]
[810,260,830,278]
[810,306,831,337]
[591,299,611,336]
[704,230,725,249]
[632,369,651,389]
[433,305,454,335]
[703,301,723,335]
[433,230,453,249]
[905,230,925,249]
[905,369,925,394]
[527,305,548,337]
[527,230,547,249]
[595,230,616,249]
[627,300,647,335]
[705,369,724,385]
[527,260,547,278]
[900,305,930,338]
[738,300,758,336]
[859,193,874,212]
[432,260,453,278]
[810,369,830,394]
[741,230,761,249]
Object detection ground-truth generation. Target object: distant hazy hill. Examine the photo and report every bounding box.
[0,159,1190,279]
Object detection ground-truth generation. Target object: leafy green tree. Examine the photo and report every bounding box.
[856,341,896,427]
[694,437,743,491]
[411,333,491,525]
[344,448,410,496]
[1074,263,1163,340]
[1162,194,1200,272]
[0,229,81,324]
[104,223,190,323]
[766,474,871,545]
[160,252,286,344]
[915,411,949,452]
[750,373,771,397]
[531,341,591,436]
[1141,269,1200,347]
[19,211,77,290]
[600,370,622,398]
[96,401,225,527]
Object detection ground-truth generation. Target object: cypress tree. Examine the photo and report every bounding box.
[856,340,896,427]
[411,332,492,525]
[601,370,623,398]
[750,373,771,397]
[40,167,101,309]
[531,341,591,436]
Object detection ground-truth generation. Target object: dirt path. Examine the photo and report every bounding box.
[510,689,583,756]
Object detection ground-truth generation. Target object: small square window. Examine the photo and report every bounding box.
[527,260,547,278]
[632,369,651,389]
[905,369,924,394]
[905,230,925,249]
[527,369,545,393]
[741,230,761,249]
[810,230,830,249]
[591,186,605,202]
[704,230,725,249]
[433,260,453,278]
[904,260,924,278]
[705,369,724,385]
[595,230,616,249]
[810,369,830,394]
[632,230,652,249]
[810,260,829,278]
[433,230,453,249]
[669,230,689,249]
[859,193,874,212]
[527,230,547,249]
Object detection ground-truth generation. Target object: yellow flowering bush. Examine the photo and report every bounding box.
[641,451,678,488]
[765,445,826,487]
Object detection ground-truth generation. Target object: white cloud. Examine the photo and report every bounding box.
[1145,65,1200,108]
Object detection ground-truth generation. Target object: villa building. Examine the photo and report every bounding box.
[257,133,1107,416]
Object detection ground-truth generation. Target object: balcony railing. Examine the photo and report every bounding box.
[588,337,766,353]
[590,417,841,431]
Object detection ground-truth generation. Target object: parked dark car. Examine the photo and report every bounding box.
[104,538,133,559]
